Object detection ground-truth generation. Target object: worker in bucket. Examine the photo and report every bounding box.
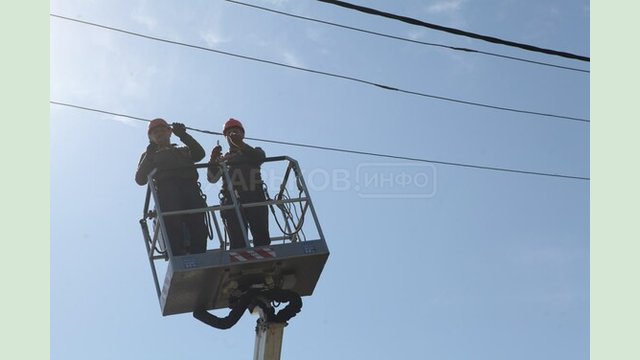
[207,118,270,249]
[135,118,209,256]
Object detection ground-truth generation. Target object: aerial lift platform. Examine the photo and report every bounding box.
[139,156,329,359]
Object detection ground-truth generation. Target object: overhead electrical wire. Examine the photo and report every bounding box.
[50,101,590,181]
[224,0,588,74]
[317,0,590,62]
[50,14,589,124]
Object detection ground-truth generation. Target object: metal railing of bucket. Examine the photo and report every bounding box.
[139,156,327,302]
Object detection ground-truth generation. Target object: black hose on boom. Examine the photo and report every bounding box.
[193,289,303,329]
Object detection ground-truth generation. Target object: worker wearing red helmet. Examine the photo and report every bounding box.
[135,118,209,256]
[207,118,270,249]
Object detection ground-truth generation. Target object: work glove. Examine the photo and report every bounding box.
[210,144,223,162]
[171,122,187,138]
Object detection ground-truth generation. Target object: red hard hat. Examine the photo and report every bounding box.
[223,118,244,135]
[148,118,170,135]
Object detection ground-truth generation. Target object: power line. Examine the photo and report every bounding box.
[50,101,590,181]
[317,0,590,62]
[50,14,589,124]
[225,0,588,74]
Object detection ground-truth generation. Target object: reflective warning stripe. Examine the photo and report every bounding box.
[229,247,276,262]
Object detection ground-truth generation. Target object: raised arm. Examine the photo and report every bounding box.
[207,144,223,183]
[172,123,205,162]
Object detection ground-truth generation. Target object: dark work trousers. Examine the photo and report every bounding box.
[156,178,208,256]
[220,189,271,249]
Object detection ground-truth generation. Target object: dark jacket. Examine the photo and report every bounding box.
[135,133,205,186]
[207,145,265,192]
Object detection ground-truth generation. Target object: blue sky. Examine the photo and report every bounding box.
[51,1,589,359]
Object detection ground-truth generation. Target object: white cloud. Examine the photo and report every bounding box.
[257,0,289,6]
[107,114,139,127]
[51,18,168,128]
[131,12,157,31]
[304,28,331,56]
[426,0,464,14]
[407,30,427,41]
[422,0,468,29]
[200,29,230,47]
[282,50,304,68]
[305,27,325,44]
